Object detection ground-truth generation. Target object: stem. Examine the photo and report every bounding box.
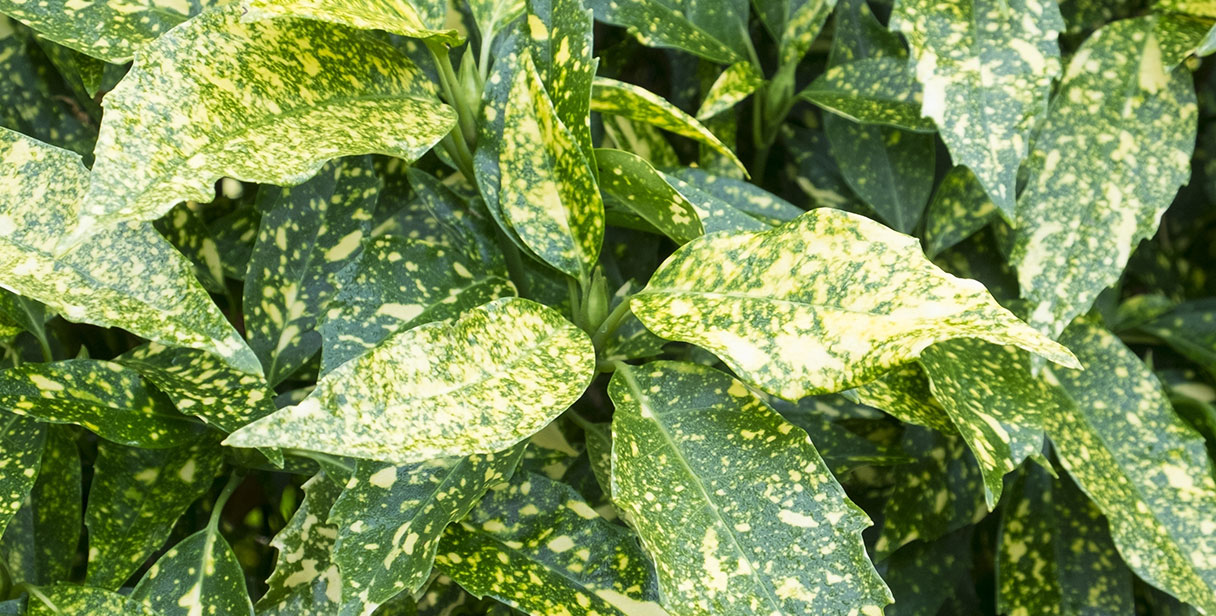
[494,228,531,298]
[567,277,584,328]
[18,298,53,362]
[441,133,476,182]
[479,30,495,83]
[209,471,245,531]
[429,42,478,148]
[590,297,633,350]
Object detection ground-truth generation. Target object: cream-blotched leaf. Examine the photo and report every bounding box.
[242,0,459,42]
[27,585,161,616]
[609,361,891,615]
[0,128,259,374]
[131,525,254,616]
[1013,16,1197,339]
[891,0,1064,213]
[225,298,594,464]
[0,412,43,538]
[0,0,216,62]
[631,208,1079,400]
[76,4,455,240]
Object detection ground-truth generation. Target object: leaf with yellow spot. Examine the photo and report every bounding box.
[754,0,837,68]
[75,4,455,241]
[1,426,81,587]
[596,148,704,245]
[591,77,746,174]
[922,166,998,258]
[242,0,460,43]
[0,411,44,537]
[0,0,218,62]
[997,464,1134,616]
[526,0,597,164]
[631,208,1079,400]
[1140,299,1216,380]
[131,524,254,616]
[601,115,680,168]
[609,361,892,616]
[853,363,953,432]
[319,236,514,375]
[584,0,742,64]
[0,127,259,375]
[800,58,935,133]
[26,584,163,616]
[85,439,224,589]
[154,204,227,295]
[697,62,764,120]
[469,0,525,44]
[499,52,604,282]
[330,445,526,609]
[667,167,803,226]
[891,0,1064,213]
[1013,16,1199,339]
[244,157,380,385]
[0,19,96,157]
[0,360,206,449]
[226,297,594,464]
[878,524,978,613]
[436,470,667,615]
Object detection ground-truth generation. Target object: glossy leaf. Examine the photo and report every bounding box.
[754,0,837,67]
[800,58,935,132]
[596,148,704,244]
[27,584,162,616]
[330,445,525,606]
[631,208,1079,400]
[667,168,803,225]
[0,127,259,374]
[1013,16,1198,339]
[1,426,80,586]
[1141,299,1216,379]
[436,470,667,615]
[226,298,594,464]
[78,4,455,239]
[609,361,892,615]
[659,172,770,234]
[0,411,43,536]
[697,62,764,120]
[242,0,459,42]
[0,20,95,157]
[526,0,597,164]
[891,0,1065,212]
[0,0,212,62]
[922,166,998,258]
[132,526,255,616]
[584,0,740,64]
[825,117,935,234]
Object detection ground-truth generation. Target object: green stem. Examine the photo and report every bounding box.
[567,277,584,328]
[494,227,531,298]
[20,584,54,611]
[209,471,245,531]
[441,133,476,181]
[479,29,495,83]
[429,42,478,148]
[18,298,53,362]
[590,297,633,350]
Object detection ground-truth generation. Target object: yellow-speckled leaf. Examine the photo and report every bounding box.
[922,166,999,258]
[469,0,524,42]
[584,0,741,64]
[631,208,1079,400]
[527,0,597,165]
[659,171,770,234]
[0,0,217,62]
[27,584,162,616]
[500,53,604,282]
[891,0,1064,213]
[1042,321,1216,613]
[854,363,952,432]
[244,157,380,385]
[754,0,837,67]
[800,58,936,132]
[596,148,704,244]
[592,77,746,174]
[609,361,891,615]
[76,4,455,240]
[0,360,204,449]
[131,525,254,616]
[0,128,259,374]
[0,412,44,537]
[225,298,594,464]
[329,445,525,607]
[0,20,96,157]
[85,439,223,589]
[436,470,668,616]
[3,426,81,587]
[667,167,804,226]
[1012,16,1197,339]
[242,0,459,42]
[697,62,764,120]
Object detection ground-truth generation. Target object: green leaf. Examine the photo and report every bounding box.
[0,20,95,157]
[1141,299,1216,379]
[242,0,460,42]
[601,115,680,168]
[84,439,223,589]
[226,297,594,464]
[0,127,259,374]
[469,0,524,43]
[319,235,514,374]
[584,0,741,64]
[596,148,704,244]
[697,62,764,120]
[0,360,203,448]
[499,52,604,282]
[825,117,935,234]
[27,584,162,616]
[754,0,837,68]
[891,0,1065,212]
[854,364,952,433]
[1012,16,1198,339]
[667,168,802,225]
[76,4,455,239]
[132,526,254,616]
[878,525,978,615]
[0,0,213,62]
[800,58,935,133]
[631,208,1079,400]
[244,157,380,384]
[330,445,525,606]
[1,426,80,586]
[436,470,667,616]
[257,472,352,615]
[608,361,891,615]
[526,0,597,165]
[154,204,227,295]
[1042,322,1216,613]
[591,77,745,174]
[997,464,1134,616]
[0,412,44,537]
[922,166,998,258]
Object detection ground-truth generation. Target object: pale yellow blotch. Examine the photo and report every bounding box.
[375,303,424,322]
[1137,33,1168,93]
[178,459,197,483]
[546,535,575,553]
[528,14,548,40]
[27,375,64,392]
[368,466,397,489]
[324,230,363,261]
[595,590,671,616]
[778,509,819,528]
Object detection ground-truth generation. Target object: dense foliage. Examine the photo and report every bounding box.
[1,0,1216,614]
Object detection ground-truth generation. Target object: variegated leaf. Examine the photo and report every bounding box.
[27,584,162,616]
[1013,16,1198,339]
[226,298,594,464]
[997,464,1134,616]
[436,470,667,616]
[1141,299,1216,379]
[244,157,380,385]
[878,525,978,614]
[596,148,704,244]
[526,0,596,164]
[825,117,935,234]
[697,62,764,120]
[84,439,224,589]
[754,0,837,67]
[667,167,803,226]
[853,364,952,432]
[319,236,514,375]
[0,0,214,62]
[659,172,770,234]
[631,208,1079,400]
[131,525,254,616]
[1,426,80,587]
[499,52,603,282]
[609,361,892,615]
[242,0,459,42]
[330,445,525,608]
[469,0,524,43]
[922,166,998,258]
[891,0,1065,212]
[584,0,741,64]
[0,359,203,448]
[601,115,680,168]
[800,58,935,133]
[0,411,43,537]
[591,77,745,173]
[0,20,95,157]
[0,127,259,374]
[77,4,455,239]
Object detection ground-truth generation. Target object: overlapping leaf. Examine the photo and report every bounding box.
[0,0,214,62]
[584,0,741,64]
[596,148,703,244]
[132,524,254,616]
[242,0,459,42]
[698,62,764,120]
[631,208,1079,400]
[1,426,80,587]
[609,361,891,615]
[0,412,43,536]
[27,585,162,616]
[0,20,95,157]
[226,298,594,463]
[526,0,597,163]
[754,0,837,68]
[922,166,998,258]
[800,58,935,132]
[667,167,803,225]
[1141,299,1216,379]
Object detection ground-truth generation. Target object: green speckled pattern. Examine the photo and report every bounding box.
[132,526,255,616]
[242,0,459,42]
[527,0,597,164]
[27,584,163,616]
[3,426,80,587]
[0,20,95,157]
[669,167,802,225]
[0,0,216,62]
[609,361,891,616]
[584,0,740,64]
[754,0,837,67]
[0,412,43,537]
[697,62,763,120]
[632,208,1079,400]
[800,58,934,132]
[597,148,704,244]
[922,166,998,258]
